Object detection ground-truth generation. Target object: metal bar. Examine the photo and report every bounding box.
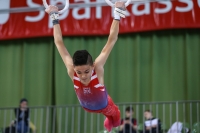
[71,107,74,133]
[34,109,38,133]
[111,100,200,105]
[15,109,19,133]
[9,110,13,133]
[28,108,31,133]
[170,103,172,133]
[190,103,192,131]
[197,102,199,132]
[1,101,200,133]
[84,110,87,133]
[0,110,4,132]
[97,113,100,133]
[176,101,178,132]
[123,105,125,133]
[22,110,25,133]
[52,107,56,133]
[1,100,200,110]
[129,104,132,133]
[136,104,139,133]
[0,0,190,14]
[156,104,158,133]
[65,107,68,133]
[3,110,7,132]
[183,103,186,133]
[103,115,105,131]
[143,104,145,133]
[40,108,44,133]
[78,107,81,133]
[45,107,49,133]
[90,113,94,133]
[58,108,62,133]
[150,104,152,133]
[163,104,165,133]
[0,105,79,110]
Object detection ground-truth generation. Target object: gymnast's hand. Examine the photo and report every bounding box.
[45,5,60,25]
[45,5,59,14]
[115,1,126,10]
[114,1,126,18]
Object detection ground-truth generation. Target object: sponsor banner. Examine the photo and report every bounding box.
[0,0,200,40]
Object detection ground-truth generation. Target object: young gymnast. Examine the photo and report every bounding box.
[45,2,126,131]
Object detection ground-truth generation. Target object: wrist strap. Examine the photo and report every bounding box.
[50,12,60,25]
[114,11,120,21]
[52,19,60,25]
[114,7,126,19]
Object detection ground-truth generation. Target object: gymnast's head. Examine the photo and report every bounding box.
[73,50,93,66]
[73,50,94,84]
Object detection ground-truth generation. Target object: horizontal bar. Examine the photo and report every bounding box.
[0,100,200,109]
[0,0,179,14]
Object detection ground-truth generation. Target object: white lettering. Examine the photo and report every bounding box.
[96,0,102,19]
[155,1,172,14]
[72,0,90,20]
[198,0,200,7]
[49,0,69,28]
[126,9,131,17]
[25,0,45,22]
[0,0,10,24]
[132,3,150,16]
[176,0,193,12]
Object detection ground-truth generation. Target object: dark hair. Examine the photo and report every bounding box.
[73,50,93,66]
[20,98,28,103]
[145,109,152,113]
[125,106,134,112]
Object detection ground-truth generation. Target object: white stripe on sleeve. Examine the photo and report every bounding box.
[74,85,79,89]
[73,76,80,81]
[91,74,97,80]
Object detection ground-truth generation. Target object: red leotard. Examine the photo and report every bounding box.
[73,70,108,110]
[73,70,121,130]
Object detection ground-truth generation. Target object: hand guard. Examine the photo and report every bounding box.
[115,7,126,18]
[114,7,126,21]
[50,11,59,25]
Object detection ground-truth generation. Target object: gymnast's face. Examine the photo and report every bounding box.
[74,64,94,85]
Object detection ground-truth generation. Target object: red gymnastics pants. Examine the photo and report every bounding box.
[83,95,121,128]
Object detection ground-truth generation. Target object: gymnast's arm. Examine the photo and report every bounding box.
[95,20,119,68]
[94,20,119,84]
[45,5,74,80]
[95,1,124,74]
[53,24,74,79]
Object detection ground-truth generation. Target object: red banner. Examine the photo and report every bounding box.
[0,0,200,40]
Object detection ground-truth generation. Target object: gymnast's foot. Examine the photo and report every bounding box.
[104,118,113,132]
